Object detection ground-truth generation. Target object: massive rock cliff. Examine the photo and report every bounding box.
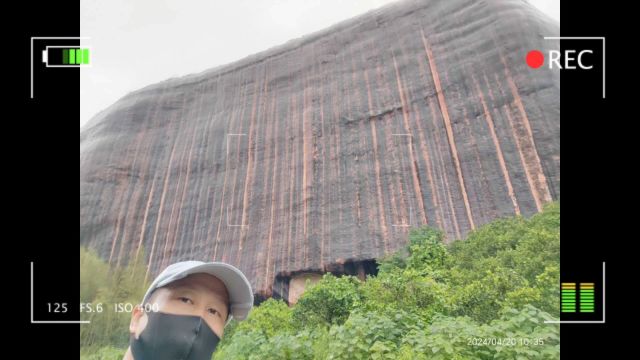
[80,0,559,298]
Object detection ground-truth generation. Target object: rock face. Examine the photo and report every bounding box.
[80,0,559,298]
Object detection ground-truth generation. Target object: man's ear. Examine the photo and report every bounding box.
[129,305,146,338]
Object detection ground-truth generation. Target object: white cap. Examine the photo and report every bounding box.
[142,261,254,322]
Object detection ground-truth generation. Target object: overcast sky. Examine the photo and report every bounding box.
[80,0,559,129]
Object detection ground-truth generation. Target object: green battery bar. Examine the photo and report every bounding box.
[580,283,595,313]
[62,48,90,65]
[561,283,576,313]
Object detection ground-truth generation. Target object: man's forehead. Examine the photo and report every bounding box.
[166,273,229,299]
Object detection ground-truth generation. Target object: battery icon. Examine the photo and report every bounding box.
[42,46,90,67]
[561,282,576,313]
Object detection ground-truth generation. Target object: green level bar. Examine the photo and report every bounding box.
[580,287,595,312]
[69,48,75,64]
[82,48,90,64]
[75,49,82,64]
[561,289,576,312]
[62,49,68,64]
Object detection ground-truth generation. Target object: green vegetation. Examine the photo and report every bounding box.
[80,202,560,359]
[215,202,560,359]
[80,247,149,359]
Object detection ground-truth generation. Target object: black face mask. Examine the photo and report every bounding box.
[130,311,220,360]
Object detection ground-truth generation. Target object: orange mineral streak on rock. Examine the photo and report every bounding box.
[499,54,553,211]
[392,51,428,226]
[471,73,521,216]
[420,28,475,231]
[363,59,390,254]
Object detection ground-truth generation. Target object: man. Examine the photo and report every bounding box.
[123,261,254,360]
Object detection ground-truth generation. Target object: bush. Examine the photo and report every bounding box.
[215,203,560,358]
[80,246,150,352]
[359,268,452,323]
[80,346,126,360]
[225,298,294,339]
[292,274,362,328]
[324,310,425,360]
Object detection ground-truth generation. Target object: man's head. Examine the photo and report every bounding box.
[125,261,253,360]
[130,272,231,338]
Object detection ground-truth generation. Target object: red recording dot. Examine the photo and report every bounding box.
[526,50,544,69]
